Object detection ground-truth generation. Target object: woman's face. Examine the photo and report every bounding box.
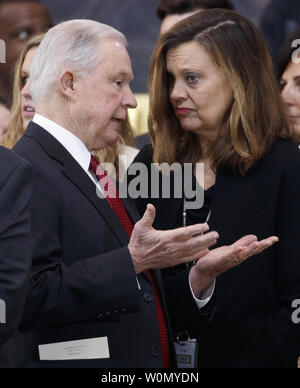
[167,41,233,140]
[281,60,300,143]
[20,46,38,131]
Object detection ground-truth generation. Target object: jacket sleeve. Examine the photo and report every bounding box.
[0,160,32,347]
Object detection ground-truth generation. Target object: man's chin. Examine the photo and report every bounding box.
[95,136,119,150]
[107,133,120,146]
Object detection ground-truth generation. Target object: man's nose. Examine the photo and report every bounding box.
[123,88,137,109]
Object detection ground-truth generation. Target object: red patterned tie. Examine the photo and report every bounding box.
[89,155,171,368]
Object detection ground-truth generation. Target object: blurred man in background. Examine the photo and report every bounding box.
[0,0,52,108]
[260,0,300,59]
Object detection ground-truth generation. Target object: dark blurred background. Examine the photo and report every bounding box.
[39,0,300,92]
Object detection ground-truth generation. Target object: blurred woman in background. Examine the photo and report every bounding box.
[277,27,300,145]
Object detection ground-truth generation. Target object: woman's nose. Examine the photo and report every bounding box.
[281,83,297,106]
[21,80,31,98]
[170,80,187,101]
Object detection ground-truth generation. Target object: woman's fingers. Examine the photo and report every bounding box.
[232,235,257,248]
[236,236,279,261]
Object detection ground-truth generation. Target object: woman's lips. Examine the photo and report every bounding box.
[176,108,192,116]
[23,105,35,119]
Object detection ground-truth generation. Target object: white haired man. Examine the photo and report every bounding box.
[14,19,276,368]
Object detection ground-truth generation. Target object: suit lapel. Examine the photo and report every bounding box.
[62,154,130,246]
[122,196,141,225]
[25,122,131,247]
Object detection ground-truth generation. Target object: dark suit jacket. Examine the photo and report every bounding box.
[0,147,32,350]
[130,139,300,368]
[13,122,203,368]
[135,133,150,150]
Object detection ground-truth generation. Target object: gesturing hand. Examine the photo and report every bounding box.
[128,204,220,275]
[189,235,279,296]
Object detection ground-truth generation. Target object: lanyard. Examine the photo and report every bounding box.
[183,197,211,227]
[183,197,211,268]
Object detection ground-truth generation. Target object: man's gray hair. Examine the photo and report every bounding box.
[30,19,127,103]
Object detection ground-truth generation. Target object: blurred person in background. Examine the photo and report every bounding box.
[260,0,300,60]
[1,34,43,150]
[158,0,234,35]
[0,146,32,365]
[0,35,43,367]
[0,0,52,108]
[277,27,300,146]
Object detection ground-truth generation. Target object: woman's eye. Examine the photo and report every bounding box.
[186,74,199,84]
[279,80,286,91]
[22,76,29,86]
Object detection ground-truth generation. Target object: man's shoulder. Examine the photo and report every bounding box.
[14,122,67,169]
[0,145,26,164]
[0,146,31,182]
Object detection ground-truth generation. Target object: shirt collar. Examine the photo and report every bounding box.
[32,113,91,173]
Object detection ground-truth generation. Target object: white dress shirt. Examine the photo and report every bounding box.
[32,114,214,309]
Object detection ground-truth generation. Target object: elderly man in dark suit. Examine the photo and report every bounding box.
[13,19,275,368]
[0,147,31,349]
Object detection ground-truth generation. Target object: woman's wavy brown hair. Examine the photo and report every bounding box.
[149,9,291,175]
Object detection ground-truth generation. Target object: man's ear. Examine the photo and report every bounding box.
[58,70,75,98]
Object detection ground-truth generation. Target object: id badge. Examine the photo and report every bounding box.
[175,338,198,369]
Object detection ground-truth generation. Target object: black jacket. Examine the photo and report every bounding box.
[130,139,300,368]
[0,147,32,349]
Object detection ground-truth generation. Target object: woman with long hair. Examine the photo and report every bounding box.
[277,27,300,146]
[130,9,300,368]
